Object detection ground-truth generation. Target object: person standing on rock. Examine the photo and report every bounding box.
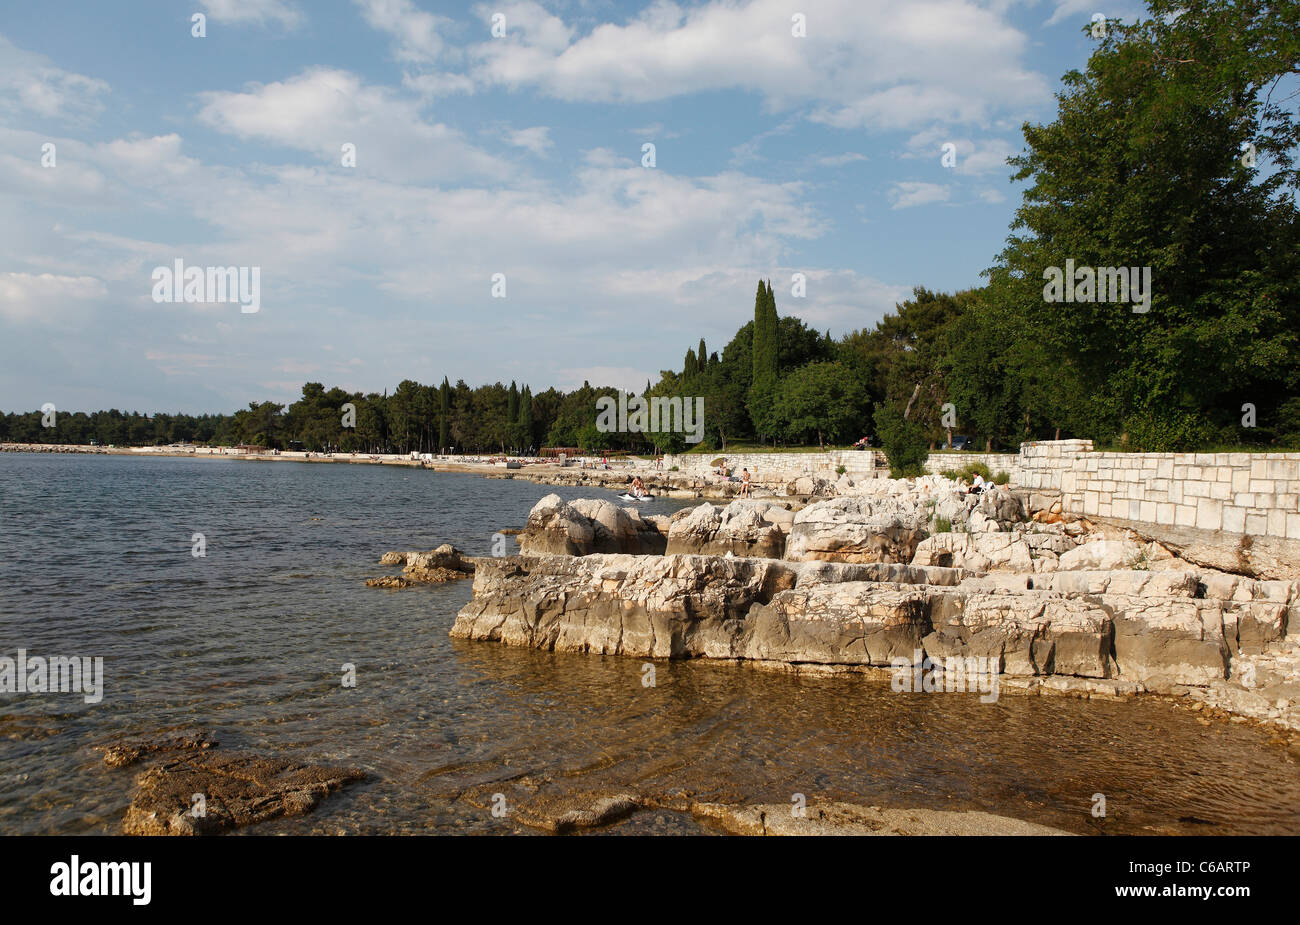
[740,468,752,498]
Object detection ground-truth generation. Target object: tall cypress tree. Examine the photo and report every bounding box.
[750,279,780,440]
[684,347,698,378]
[518,385,533,450]
[697,338,707,375]
[438,377,450,451]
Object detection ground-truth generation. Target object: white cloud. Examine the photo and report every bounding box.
[98,134,199,178]
[464,0,1050,131]
[201,0,304,27]
[903,130,1017,176]
[504,126,552,156]
[888,181,951,209]
[0,272,106,322]
[1044,0,1098,27]
[0,35,109,121]
[197,68,511,182]
[353,0,449,63]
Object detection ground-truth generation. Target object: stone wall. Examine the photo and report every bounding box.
[664,439,1300,541]
[661,450,885,484]
[924,451,1020,477]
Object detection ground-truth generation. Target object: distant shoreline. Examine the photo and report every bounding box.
[0,442,751,501]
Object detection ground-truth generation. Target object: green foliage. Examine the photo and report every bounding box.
[873,402,929,478]
[749,280,781,441]
[772,361,867,447]
[993,470,1011,485]
[988,0,1300,448]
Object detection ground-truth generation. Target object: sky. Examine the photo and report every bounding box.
[0,0,1141,414]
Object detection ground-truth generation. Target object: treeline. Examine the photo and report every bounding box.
[0,380,664,455]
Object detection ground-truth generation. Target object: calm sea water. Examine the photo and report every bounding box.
[1,452,1297,836]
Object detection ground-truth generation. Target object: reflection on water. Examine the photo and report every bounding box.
[0,454,1296,835]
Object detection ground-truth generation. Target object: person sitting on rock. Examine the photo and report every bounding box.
[968,472,986,494]
[630,475,646,498]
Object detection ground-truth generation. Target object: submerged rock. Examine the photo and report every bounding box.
[122,753,365,835]
[365,575,417,589]
[370,544,475,586]
[692,801,1072,836]
[98,729,218,769]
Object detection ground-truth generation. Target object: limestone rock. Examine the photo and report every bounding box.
[1058,539,1143,571]
[452,554,799,659]
[911,531,1034,573]
[785,497,929,564]
[122,753,364,835]
[365,575,417,588]
[519,494,666,556]
[1106,597,1229,689]
[98,729,217,769]
[665,501,785,558]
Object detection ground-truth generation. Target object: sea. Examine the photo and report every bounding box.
[1,452,1297,835]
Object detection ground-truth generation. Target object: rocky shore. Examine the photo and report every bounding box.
[452,480,1300,733]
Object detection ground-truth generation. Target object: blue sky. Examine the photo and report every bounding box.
[0,0,1139,413]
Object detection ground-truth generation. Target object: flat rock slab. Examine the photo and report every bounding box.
[693,801,1072,836]
[97,729,218,769]
[123,753,365,835]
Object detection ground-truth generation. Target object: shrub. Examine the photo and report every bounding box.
[993,470,1010,485]
[934,516,952,533]
[835,465,846,475]
[669,465,679,472]
[873,402,929,478]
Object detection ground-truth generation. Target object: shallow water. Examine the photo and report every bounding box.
[1,453,1297,835]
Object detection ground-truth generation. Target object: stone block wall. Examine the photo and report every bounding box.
[663,439,1300,540]
[660,450,884,484]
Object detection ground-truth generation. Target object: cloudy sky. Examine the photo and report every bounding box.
[0,0,1135,413]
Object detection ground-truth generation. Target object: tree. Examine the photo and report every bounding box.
[749,279,781,443]
[991,0,1300,449]
[772,362,866,447]
[438,377,450,452]
[518,385,534,451]
[874,401,929,478]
